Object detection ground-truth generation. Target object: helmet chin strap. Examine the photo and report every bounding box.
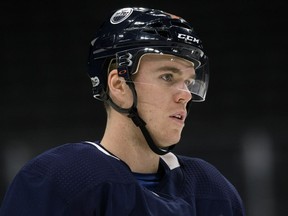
[106,81,175,155]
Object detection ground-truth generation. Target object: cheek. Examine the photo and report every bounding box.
[136,83,168,106]
[135,82,171,120]
[137,92,168,115]
[138,97,168,127]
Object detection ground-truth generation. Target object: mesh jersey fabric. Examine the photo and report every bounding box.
[0,142,245,216]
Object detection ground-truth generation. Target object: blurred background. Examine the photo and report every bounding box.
[1,0,287,215]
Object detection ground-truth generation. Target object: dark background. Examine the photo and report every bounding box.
[1,0,287,215]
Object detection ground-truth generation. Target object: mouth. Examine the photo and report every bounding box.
[171,114,183,120]
[169,112,186,123]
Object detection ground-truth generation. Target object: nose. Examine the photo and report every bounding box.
[175,85,192,104]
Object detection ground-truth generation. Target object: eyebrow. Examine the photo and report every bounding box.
[157,66,196,79]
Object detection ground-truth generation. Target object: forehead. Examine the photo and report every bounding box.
[135,53,195,75]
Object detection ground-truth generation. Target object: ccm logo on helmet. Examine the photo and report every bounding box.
[177,33,200,44]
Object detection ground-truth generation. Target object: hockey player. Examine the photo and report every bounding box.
[0,7,245,215]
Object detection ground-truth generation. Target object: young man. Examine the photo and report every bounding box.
[0,7,245,215]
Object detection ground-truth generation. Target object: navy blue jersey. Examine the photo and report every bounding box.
[0,142,245,215]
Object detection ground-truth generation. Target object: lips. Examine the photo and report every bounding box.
[170,111,187,122]
[171,114,183,120]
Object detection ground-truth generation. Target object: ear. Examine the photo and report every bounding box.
[107,69,132,106]
[108,69,124,93]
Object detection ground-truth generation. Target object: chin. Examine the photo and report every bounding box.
[151,128,182,148]
[158,136,181,148]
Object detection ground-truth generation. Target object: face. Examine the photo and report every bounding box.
[133,54,195,147]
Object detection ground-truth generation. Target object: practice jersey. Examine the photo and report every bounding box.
[0,141,245,216]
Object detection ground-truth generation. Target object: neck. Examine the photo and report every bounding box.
[101,111,160,173]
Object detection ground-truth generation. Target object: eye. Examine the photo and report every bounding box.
[161,74,173,82]
[184,79,196,87]
[161,73,173,82]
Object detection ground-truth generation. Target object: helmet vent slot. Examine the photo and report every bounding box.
[157,30,171,38]
[148,22,164,28]
[142,29,157,34]
[170,20,191,29]
[142,28,171,39]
